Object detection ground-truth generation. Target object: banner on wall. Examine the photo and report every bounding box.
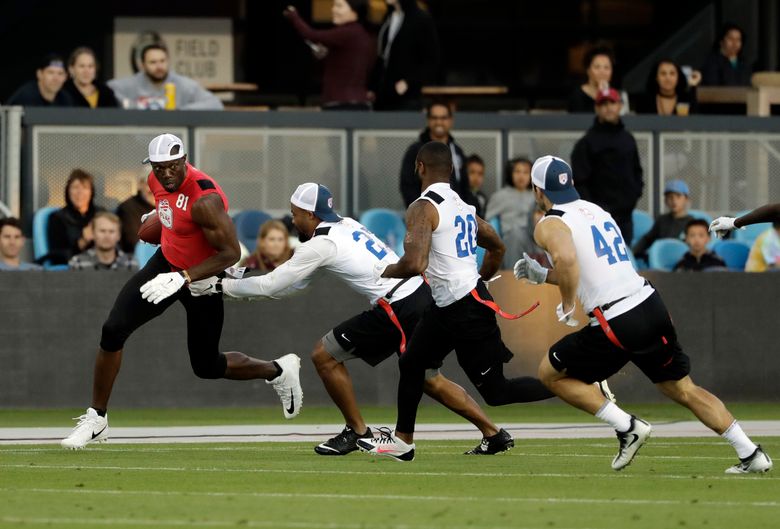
[113,17,233,85]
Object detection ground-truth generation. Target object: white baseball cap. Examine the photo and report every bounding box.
[143,133,186,164]
[290,183,342,222]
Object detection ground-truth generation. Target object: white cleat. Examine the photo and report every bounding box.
[356,427,415,462]
[725,445,773,474]
[611,415,652,471]
[267,354,303,419]
[61,408,108,450]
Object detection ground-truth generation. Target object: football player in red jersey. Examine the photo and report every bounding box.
[62,134,303,449]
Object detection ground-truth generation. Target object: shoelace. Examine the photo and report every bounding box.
[374,426,395,445]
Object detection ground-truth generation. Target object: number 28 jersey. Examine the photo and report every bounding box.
[418,182,481,307]
[538,199,644,314]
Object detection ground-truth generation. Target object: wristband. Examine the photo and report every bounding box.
[180,270,192,284]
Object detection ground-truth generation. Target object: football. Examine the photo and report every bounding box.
[137,213,162,245]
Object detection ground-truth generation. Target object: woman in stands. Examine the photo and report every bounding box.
[244,219,294,272]
[484,158,537,269]
[62,47,119,108]
[636,59,699,115]
[283,0,375,110]
[701,23,752,87]
[47,169,104,265]
[568,46,627,113]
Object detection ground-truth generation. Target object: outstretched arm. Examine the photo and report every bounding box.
[382,200,438,278]
[736,203,780,227]
[475,216,505,281]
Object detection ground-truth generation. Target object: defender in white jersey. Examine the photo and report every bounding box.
[358,142,555,461]
[190,183,515,456]
[514,155,771,474]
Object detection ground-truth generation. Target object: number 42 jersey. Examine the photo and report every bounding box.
[538,199,645,314]
[417,182,482,307]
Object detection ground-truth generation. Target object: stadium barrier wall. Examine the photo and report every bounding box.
[0,270,775,408]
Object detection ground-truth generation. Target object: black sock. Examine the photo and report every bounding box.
[93,408,107,417]
[268,361,283,381]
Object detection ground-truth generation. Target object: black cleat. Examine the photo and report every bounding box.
[315,426,373,456]
[464,428,515,455]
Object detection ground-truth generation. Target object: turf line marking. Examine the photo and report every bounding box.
[2,487,778,509]
[1,464,775,481]
[0,516,595,529]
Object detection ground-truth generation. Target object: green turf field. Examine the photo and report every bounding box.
[1,405,778,529]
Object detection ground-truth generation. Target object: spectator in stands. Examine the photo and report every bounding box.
[0,218,42,271]
[62,47,119,108]
[69,212,137,270]
[571,87,643,244]
[632,179,693,259]
[399,101,474,207]
[283,1,375,110]
[7,53,73,107]
[465,154,488,218]
[244,220,294,272]
[47,169,104,265]
[701,23,752,87]
[745,222,780,272]
[567,46,628,113]
[636,59,700,115]
[371,0,440,111]
[108,43,223,110]
[484,157,537,268]
[674,219,726,272]
[116,176,155,254]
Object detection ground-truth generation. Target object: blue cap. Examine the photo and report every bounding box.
[664,179,689,196]
[290,183,342,222]
[530,155,580,204]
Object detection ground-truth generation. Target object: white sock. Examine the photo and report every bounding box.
[721,421,757,459]
[595,401,632,432]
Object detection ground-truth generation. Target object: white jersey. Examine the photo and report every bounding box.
[418,182,481,307]
[538,199,650,317]
[222,217,422,305]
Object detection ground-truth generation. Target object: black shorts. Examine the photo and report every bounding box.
[403,281,514,380]
[326,282,433,366]
[548,290,690,384]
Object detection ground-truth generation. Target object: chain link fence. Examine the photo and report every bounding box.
[660,133,780,215]
[194,128,346,216]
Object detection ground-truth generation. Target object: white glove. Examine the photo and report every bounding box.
[513,252,549,284]
[556,302,580,327]
[372,261,389,283]
[189,276,220,297]
[709,216,741,239]
[140,272,186,304]
[140,210,157,224]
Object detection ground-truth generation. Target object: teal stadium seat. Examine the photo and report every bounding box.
[32,206,68,270]
[732,210,772,246]
[713,240,751,270]
[647,238,689,271]
[232,210,273,251]
[631,210,653,247]
[134,242,159,268]
[359,208,406,256]
[476,217,502,268]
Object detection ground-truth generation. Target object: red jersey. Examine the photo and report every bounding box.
[148,163,230,271]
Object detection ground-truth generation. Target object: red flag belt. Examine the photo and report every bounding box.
[469,288,540,320]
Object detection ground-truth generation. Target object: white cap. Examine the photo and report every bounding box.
[290,182,341,222]
[143,133,186,164]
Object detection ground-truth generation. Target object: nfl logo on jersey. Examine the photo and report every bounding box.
[158,199,173,228]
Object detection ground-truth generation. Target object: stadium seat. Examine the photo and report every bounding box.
[359,208,406,256]
[732,210,772,246]
[232,210,273,251]
[134,242,159,268]
[712,240,751,271]
[647,238,689,271]
[32,206,68,270]
[688,209,713,225]
[631,210,653,247]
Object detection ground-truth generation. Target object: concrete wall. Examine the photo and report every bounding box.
[0,271,776,408]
